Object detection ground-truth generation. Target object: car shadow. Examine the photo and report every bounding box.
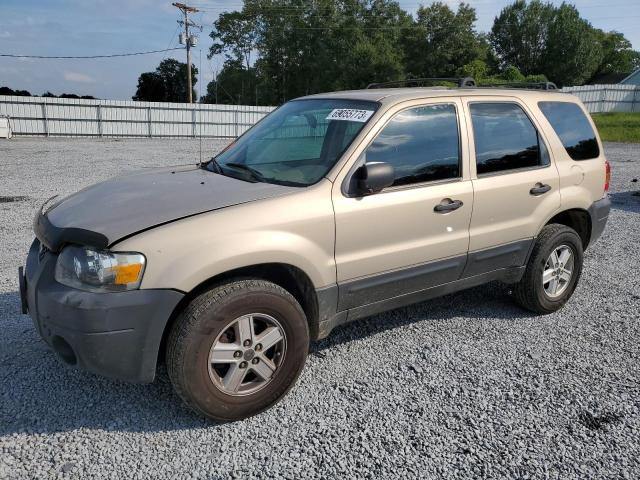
[609,190,640,214]
[311,281,537,353]
[0,282,535,435]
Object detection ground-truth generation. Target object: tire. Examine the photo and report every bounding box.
[166,279,309,421]
[513,224,584,314]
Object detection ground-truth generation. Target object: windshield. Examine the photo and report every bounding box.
[206,99,379,186]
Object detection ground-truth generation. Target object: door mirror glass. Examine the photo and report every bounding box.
[354,161,395,196]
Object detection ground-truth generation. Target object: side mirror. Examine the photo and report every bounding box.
[353,162,395,196]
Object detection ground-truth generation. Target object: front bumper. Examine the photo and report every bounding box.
[21,239,184,383]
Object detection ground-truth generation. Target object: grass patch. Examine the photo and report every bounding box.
[591,112,640,143]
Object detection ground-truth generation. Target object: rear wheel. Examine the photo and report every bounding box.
[513,224,584,313]
[166,279,309,421]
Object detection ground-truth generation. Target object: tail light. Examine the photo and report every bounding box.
[604,159,611,193]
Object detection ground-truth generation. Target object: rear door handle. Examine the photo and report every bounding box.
[434,199,463,213]
[530,183,551,196]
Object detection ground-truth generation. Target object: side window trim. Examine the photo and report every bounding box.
[346,102,464,195]
[467,100,552,178]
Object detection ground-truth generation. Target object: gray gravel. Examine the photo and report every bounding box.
[1,138,639,479]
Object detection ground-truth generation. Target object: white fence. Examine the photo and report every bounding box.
[0,95,275,138]
[2,85,637,139]
[561,84,640,113]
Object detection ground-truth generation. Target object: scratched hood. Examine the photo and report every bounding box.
[35,165,297,251]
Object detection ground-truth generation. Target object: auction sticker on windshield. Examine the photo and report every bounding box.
[326,109,374,122]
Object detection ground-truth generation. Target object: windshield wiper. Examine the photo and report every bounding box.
[204,158,223,174]
[224,162,267,183]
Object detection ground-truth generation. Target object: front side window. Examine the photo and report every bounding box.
[470,102,546,175]
[538,101,599,160]
[365,104,460,187]
[208,99,378,186]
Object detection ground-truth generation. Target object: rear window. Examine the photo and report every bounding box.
[538,101,599,160]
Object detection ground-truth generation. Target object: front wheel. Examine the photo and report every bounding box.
[513,224,584,313]
[166,279,309,421]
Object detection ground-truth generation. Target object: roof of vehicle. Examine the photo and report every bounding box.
[300,87,578,105]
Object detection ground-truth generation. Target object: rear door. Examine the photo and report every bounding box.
[332,99,473,309]
[462,96,561,277]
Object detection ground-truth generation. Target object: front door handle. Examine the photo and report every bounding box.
[530,183,551,196]
[434,198,463,213]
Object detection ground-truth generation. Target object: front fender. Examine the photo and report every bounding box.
[113,181,336,292]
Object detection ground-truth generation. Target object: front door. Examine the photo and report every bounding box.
[332,100,473,310]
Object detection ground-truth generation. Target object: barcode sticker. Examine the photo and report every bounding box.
[326,109,374,122]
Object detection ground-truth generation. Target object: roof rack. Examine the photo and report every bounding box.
[365,77,559,91]
[366,77,476,89]
[477,81,558,90]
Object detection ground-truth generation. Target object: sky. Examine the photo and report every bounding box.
[1,0,639,100]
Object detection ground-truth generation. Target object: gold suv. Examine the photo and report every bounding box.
[20,81,611,420]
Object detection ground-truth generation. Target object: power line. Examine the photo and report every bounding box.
[0,48,183,59]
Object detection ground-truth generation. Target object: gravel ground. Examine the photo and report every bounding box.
[1,138,639,479]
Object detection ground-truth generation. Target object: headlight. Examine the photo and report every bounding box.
[54,245,146,293]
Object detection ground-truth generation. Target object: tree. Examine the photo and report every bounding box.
[490,1,604,86]
[339,0,411,89]
[541,3,602,86]
[133,72,165,102]
[0,86,31,96]
[209,11,258,70]
[490,0,554,76]
[459,59,488,81]
[133,59,197,102]
[590,30,640,82]
[201,60,261,105]
[201,0,630,104]
[403,2,486,78]
[211,0,412,103]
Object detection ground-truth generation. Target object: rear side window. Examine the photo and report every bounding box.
[365,104,460,187]
[470,102,546,175]
[538,101,599,160]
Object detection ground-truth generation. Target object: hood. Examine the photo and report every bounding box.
[35,165,298,251]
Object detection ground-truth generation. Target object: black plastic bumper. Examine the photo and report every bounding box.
[21,239,184,383]
[588,196,611,246]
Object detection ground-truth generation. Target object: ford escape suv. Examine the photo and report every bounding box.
[20,81,611,421]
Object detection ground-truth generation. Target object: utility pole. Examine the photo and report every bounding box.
[173,2,200,103]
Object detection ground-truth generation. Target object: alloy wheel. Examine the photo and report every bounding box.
[542,244,574,298]
[208,313,287,396]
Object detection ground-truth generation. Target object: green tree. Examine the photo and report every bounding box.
[209,11,258,70]
[201,60,262,105]
[403,2,486,78]
[222,0,411,103]
[133,59,197,102]
[459,59,488,81]
[132,72,164,101]
[541,3,602,86]
[340,0,411,89]
[490,0,554,76]
[490,1,604,86]
[590,30,640,81]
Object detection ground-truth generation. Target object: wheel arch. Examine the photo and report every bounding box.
[544,208,592,249]
[158,263,320,365]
